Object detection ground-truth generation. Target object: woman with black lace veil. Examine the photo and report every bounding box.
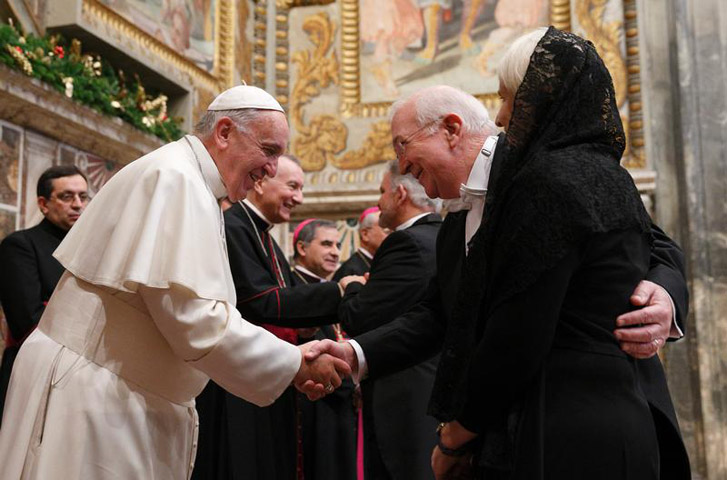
[428,27,682,479]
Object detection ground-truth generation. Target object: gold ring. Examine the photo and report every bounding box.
[324,383,334,393]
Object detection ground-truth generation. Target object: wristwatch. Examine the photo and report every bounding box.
[435,422,470,457]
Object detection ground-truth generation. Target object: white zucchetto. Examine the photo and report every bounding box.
[207,85,284,113]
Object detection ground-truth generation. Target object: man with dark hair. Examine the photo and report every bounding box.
[338,160,442,480]
[333,207,388,280]
[292,218,358,480]
[0,165,89,421]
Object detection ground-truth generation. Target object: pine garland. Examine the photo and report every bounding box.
[0,21,184,142]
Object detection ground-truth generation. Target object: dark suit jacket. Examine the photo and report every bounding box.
[340,213,441,480]
[0,218,67,422]
[355,136,690,479]
[333,250,371,281]
[193,202,342,480]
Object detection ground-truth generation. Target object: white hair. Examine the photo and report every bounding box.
[387,160,439,210]
[498,27,548,95]
[194,108,267,137]
[360,212,378,230]
[390,85,497,136]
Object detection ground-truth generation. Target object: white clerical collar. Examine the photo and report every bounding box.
[242,199,274,232]
[185,135,227,200]
[396,212,430,231]
[463,135,498,195]
[358,247,374,260]
[294,265,326,282]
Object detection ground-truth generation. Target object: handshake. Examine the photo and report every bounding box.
[293,340,357,401]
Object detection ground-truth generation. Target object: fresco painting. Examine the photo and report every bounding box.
[359,0,548,102]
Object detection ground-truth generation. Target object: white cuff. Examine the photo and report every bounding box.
[348,339,368,383]
[666,292,684,339]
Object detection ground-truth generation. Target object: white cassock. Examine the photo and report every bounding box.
[0,135,302,479]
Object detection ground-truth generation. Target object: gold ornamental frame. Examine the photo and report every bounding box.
[81,0,236,92]
[278,0,647,170]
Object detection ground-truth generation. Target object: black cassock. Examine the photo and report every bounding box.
[293,267,357,480]
[332,249,371,281]
[339,213,442,480]
[193,202,341,480]
[0,218,67,422]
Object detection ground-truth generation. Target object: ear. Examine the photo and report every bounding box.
[213,117,235,150]
[441,113,463,148]
[395,184,408,205]
[252,178,266,196]
[37,197,50,216]
[295,240,306,258]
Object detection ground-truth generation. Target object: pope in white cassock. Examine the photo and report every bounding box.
[0,86,349,479]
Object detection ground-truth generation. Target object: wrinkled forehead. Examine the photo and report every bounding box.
[391,100,418,136]
[314,226,340,243]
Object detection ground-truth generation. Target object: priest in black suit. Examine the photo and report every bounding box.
[0,165,88,423]
[339,160,442,480]
[309,84,690,480]
[292,219,358,480]
[333,206,387,280]
[193,155,363,480]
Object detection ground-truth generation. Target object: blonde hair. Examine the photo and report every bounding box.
[498,27,548,95]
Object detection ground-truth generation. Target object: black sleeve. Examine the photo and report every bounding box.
[647,223,688,334]
[339,231,431,336]
[226,222,340,327]
[456,245,581,433]
[0,233,45,341]
[355,274,445,380]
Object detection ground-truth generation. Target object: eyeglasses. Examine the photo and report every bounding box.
[52,192,89,204]
[393,117,441,160]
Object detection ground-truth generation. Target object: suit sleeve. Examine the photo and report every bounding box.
[0,233,45,341]
[647,223,688,333]
[355,273,445,379]
[226,221,340,327]
[339,232,431,336]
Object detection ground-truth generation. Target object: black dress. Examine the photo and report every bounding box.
[0,218,67,423]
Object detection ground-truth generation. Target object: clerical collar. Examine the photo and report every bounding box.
[185,135,227,200]
[358,247,374,260]
[463,135,498,195]
[396,212,430,231]
[294,265,326,282]
[242,199,274,232]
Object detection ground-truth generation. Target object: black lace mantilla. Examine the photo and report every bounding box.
[429,27,652,424]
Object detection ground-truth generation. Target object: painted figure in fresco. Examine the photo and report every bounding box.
[360,0,423,96]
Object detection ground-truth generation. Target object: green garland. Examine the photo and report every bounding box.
[0,21,184,142]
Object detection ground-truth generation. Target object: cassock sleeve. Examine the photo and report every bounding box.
[339,231,431,336]
[647,223,688,334]
[225,219,340,327]
[355,273,445,379]
[0,233,45,341]
[138,284,302,407]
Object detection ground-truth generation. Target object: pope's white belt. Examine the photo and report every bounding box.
[37,273,208,406]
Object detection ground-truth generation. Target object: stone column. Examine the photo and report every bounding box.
[640,0,727,478]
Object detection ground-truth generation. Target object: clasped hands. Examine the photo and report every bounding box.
[293,341,357,400]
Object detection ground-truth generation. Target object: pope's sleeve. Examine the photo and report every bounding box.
[138,283,302,407]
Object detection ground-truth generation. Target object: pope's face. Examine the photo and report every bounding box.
[218,111,289,202]
[254,156,304,224]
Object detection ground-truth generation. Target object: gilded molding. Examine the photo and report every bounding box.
[575,0,627,107]
[622,0,646,168]
[289,12,394,171]
[253,1,268,87]
[82,0,235,91]
[550,0,572,31]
